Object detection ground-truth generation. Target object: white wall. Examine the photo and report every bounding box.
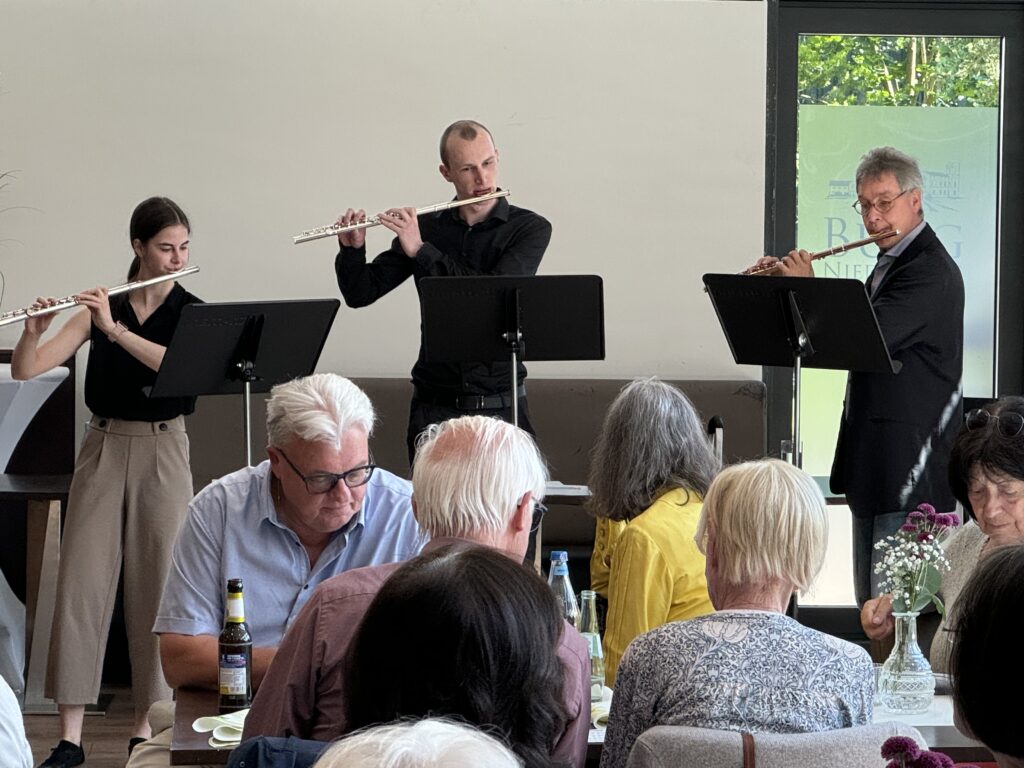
[0,0,766,407]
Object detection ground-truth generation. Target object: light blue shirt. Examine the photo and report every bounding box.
[154,460,424,646]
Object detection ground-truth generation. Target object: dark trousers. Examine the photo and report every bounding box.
[406,396,535,467]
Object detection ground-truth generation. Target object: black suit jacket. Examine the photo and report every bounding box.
[830,223,964,518]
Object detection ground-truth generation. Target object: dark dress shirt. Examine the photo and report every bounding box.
[335,195,551,396]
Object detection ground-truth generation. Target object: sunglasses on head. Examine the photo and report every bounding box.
[966,408,1024,438]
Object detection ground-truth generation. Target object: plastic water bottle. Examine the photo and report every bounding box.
[547,550,580,629]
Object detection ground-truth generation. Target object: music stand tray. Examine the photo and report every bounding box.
[419,275,605,363]
[420,274,605,426]
[702,275,897,373]
[149,299,340,463]
[702,274,898,468]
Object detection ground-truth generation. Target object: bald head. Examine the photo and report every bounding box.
[412,416,547,541]
[439,119,494,168]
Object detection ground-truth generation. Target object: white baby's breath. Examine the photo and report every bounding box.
[873,505,960,613]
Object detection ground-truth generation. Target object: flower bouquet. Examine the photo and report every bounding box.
[873,504,961,714]
[874,504,961,614]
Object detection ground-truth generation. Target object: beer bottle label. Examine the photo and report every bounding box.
[219,652,249,695]
[226,595,245,622]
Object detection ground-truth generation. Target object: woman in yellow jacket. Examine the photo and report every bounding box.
[588,378,720,686]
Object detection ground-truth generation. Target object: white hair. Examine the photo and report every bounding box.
[314,718,523,768]
[412,416,548,538]
[695,459,828,593]
[265,373,374,449]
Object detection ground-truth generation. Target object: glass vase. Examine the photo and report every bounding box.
[878,611,935,714]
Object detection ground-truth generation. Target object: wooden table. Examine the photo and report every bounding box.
[171,688,232,765]
[173,688,990,766]
[0,473,72,713]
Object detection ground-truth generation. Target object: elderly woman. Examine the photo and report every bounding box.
[587,378,720,686]
[600,459,874,768]
[950,544,1024,768]
[861,396,1024,672]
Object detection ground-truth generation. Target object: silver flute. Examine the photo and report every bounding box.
[293,189,511,244]
[0,265,200,327]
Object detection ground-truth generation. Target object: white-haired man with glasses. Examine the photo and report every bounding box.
[126,374,423,768]
[241,415,591,768]
[762,146,964,606]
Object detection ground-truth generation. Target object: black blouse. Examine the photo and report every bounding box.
[84,282,202,421]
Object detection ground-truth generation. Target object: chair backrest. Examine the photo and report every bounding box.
[625,722,926,768]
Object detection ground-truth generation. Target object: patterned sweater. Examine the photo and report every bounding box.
[600,610,874,768]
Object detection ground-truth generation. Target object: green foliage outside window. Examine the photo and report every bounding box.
[798,35,1000,107]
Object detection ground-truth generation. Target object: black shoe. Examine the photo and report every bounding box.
[38,739,84,768]
[128,736,146,756]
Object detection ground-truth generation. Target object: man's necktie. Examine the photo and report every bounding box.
[869,251,895,296]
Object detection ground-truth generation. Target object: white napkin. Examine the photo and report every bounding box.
[591,686,614,727]
[193,708,249,749]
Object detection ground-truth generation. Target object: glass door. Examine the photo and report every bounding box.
[768,2,1024,605]
[797,34,1001,482]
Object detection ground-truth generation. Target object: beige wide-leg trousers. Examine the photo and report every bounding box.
[45,415,192,714]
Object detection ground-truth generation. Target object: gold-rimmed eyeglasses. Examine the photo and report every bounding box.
[852,188,910,216]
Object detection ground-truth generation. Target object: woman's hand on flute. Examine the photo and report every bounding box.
[24,297,58,337]
[75,286,116,336]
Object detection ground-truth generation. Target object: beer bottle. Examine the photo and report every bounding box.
[580,590,606,702]
[218,578,252,713]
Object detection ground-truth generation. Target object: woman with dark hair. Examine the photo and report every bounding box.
[950,543,1024,767]
[587,377,720,685]
[861,395,1024,673]
[345,545,568,768]
[13,197,201,767]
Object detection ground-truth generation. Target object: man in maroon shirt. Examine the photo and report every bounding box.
[243,415,590,768]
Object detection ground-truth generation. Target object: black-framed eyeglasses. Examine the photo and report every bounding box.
[851,188,909,216]
[530,501,548,534]
[966,409,1024,438]
[278,449,376,494]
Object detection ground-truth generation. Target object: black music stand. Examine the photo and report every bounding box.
[419,275,605,427]
[149,299,340,465]
[702,275,898,468]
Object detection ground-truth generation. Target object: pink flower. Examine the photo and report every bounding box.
[910,751,954,768]
[881,736,921,762]
[916,503,936,515]
[900,523,918,533]
[907,510,926,521]
[917,532,932,542]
